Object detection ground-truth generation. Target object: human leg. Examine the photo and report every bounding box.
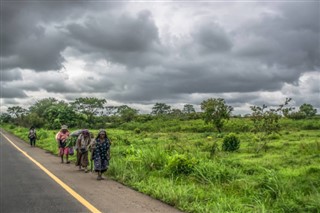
[82,152,89,173]
[64,148,70,164]
[32,138,36,147]
[59,148,64,163]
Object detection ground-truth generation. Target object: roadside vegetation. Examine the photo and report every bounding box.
[1,97,319,213]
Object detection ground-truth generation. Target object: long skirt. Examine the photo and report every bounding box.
[94,157,109,172]
[76,151,89,167]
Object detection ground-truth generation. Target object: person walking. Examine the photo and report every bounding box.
[28,126,37,147]
[75,129,91,173]
[91,129,111,180]
[56,125,70,164]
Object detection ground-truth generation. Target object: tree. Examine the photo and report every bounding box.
[0,113,12,123]
[200,98,233,133]
[299,103,317,118]
[24,113,45,128]
[72,97,107,127]
[7,106,27,126]
[7,106,27,118]
[170,109,183,118]
[29,98,58,116]
[105,106,118,116]
[151,103,171,115]
[44,102,78,129]
[182,104,196,114]
[117,105,139,122]
[250,98,291,152]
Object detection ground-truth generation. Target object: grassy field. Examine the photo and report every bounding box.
[2,118,320,213]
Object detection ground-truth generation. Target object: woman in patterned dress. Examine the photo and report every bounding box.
[91,129,111,180]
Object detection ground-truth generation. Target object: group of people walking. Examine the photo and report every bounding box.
[29,125,111,180]
[56,125,111,180]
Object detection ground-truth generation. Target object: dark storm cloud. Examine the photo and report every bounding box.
[1,2,66,71]
[234,2,319,71]
[1,1,122,71]
[67,10,163,68]
[1,1,319,114]
[193,21,233,53]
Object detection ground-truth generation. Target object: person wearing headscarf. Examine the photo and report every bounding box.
[75,129,92,173]
[28,126,37,147]
[55,125,70,164]
[91,129,111,180]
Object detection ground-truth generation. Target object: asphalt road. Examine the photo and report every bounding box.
[0,130,184,213]
[0,134,89,213]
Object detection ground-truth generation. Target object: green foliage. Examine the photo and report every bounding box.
[3,110,320,213]
[182,104,196,114]
[24,112,45,128]
[134,128,141,134]
[117,105,139,122]
[299,103,317,118]
[0,113,13,123]
[200,98,233,133]
[166,154,198,175]
[7,106,27,118]
[250,98,291,152]
[222,133,240,152]
[72,97,106,127]
[43,102,78,129]
[287,111,307,120]
[151,103,171,115]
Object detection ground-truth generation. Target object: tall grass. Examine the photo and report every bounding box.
[1,117,320,213]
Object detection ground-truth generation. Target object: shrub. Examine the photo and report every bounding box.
[222,133,240,152]
[166,154,198,175]
[134,128,141,134]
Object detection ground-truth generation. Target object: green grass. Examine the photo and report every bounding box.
[1,118,320,213]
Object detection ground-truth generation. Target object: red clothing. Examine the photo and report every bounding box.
[55,131,70,142]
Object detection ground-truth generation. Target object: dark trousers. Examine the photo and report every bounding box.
[30,138,36,146]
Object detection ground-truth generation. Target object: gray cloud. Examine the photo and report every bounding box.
[67,10,164,68]
[0,69,22,81]
[1,1,122,71]
[1,1,319,114]
[193,21,233,53]
[234,2,319,71]
[1,84,27,98]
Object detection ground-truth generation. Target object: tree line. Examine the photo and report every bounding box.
[0,97,317,131]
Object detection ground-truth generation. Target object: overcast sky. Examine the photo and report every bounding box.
[1,0,319,114]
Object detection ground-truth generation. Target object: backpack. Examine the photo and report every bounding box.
[29,129,36,139]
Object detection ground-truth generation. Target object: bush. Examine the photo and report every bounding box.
[222,133,240,152]
[134,128,141,134]
[166,154,198,175]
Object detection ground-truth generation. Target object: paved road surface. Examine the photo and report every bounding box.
[0,130,184,213]
[0,132,88,213]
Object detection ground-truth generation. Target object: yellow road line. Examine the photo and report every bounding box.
[0,132,101,213]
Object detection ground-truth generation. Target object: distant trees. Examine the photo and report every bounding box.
[250,98,291,152]
[299,103,317,118]
[2,96,317,131]
[117,105,139,122]
[200,98,233,133]
[286,103,317,120]
[72,97,107,127]
[7,106,27,119]
[183,104,195,114]
[7,106,27,126]
[151,103,171,115]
